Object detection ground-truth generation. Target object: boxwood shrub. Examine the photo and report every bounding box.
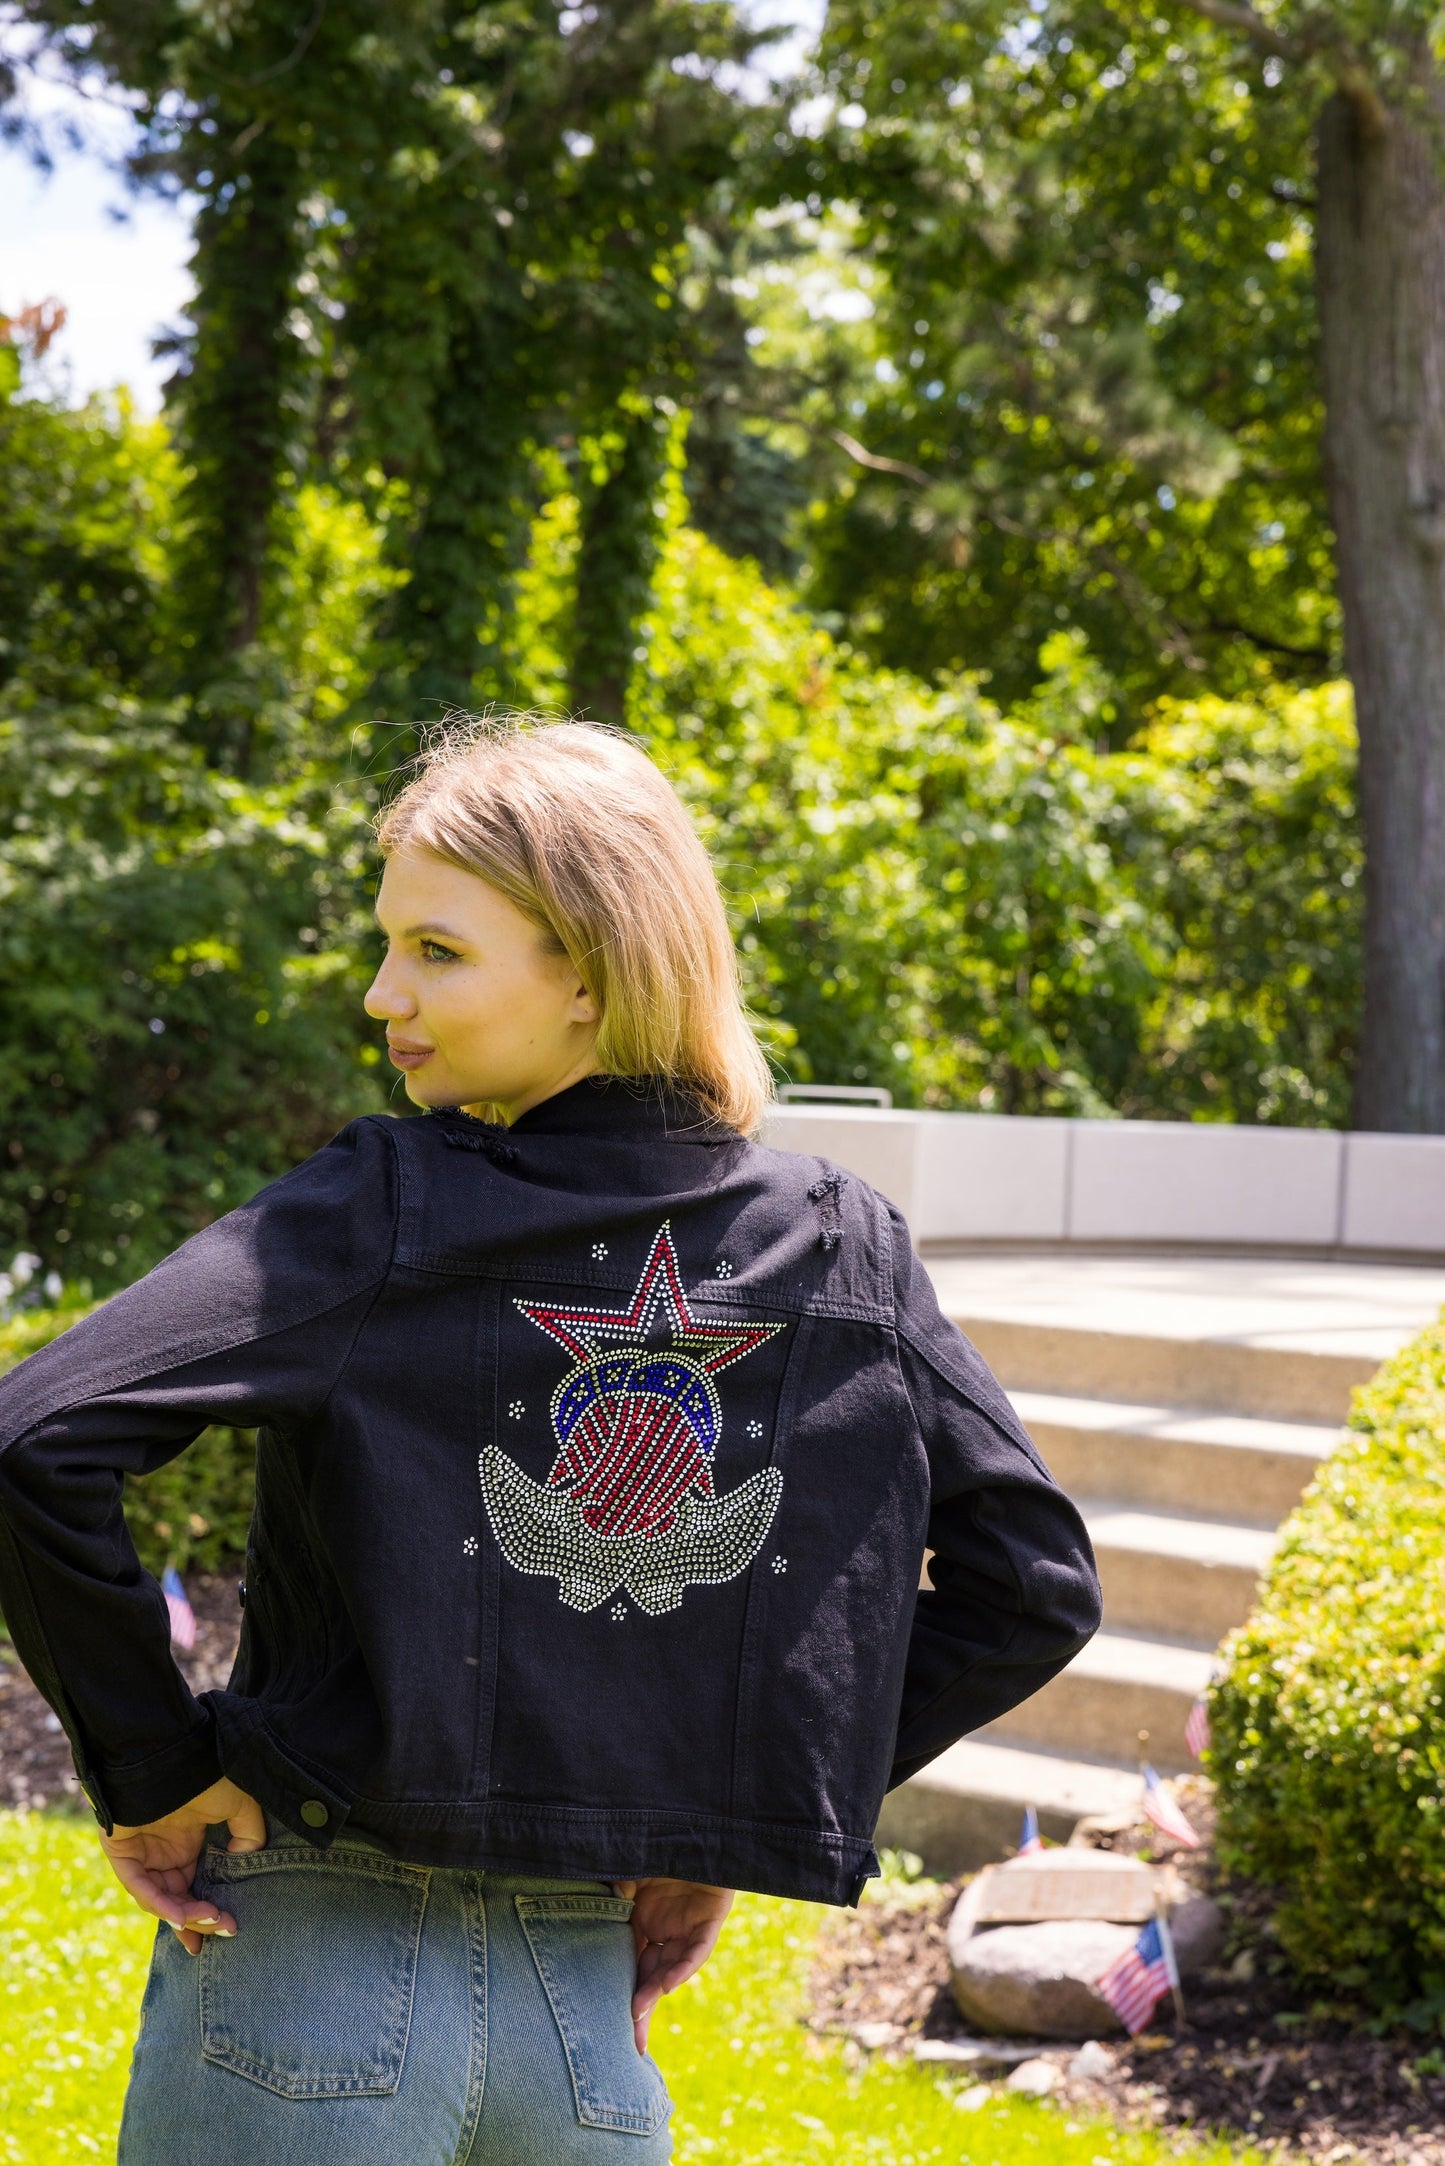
[1212,1313,1445,2018]
[0,1301,254,1578]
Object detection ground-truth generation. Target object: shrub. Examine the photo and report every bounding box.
[1212,1313,1445,2019]
[0,695,388,1292]
[0,1302,254,1579]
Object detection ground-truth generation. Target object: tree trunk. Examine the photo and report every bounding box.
[173,126,304,743]
[385,310,533,721]
[571,399,667,724]
[1317,78,1445,1130]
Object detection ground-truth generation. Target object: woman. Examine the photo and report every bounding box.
[0,720,1100,2163]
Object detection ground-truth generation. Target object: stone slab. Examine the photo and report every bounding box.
[1069,1121,1342,1247]
[1343,1132,1445,1254]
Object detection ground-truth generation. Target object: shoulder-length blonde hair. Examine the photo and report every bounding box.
[375,717,774,1135]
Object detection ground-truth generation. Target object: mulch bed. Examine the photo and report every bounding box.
[0,1571,244,1813]
[809,1778,1445,2165]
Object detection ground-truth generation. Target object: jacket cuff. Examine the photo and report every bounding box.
[87,1714,224,1831]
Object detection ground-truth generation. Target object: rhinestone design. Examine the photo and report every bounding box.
[771,1555,788,1575]
[715,1259,733,1279]
[746,1420,764,1438]
[480,1222,784,1615]
[508,1400,524,1419]
[610,1603,627,1620]
[463,1536,478,1556]
[592,1242,609,1260]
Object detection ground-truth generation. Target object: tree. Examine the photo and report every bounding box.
[814,0,1445,1131]
[10,0,772,737]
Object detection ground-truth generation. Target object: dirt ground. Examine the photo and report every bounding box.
[809,1778,1445,2165]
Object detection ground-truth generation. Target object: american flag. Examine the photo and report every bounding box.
[162,1567,196,1652]
[1142,1763,1200,1848]
[1185,1693,1212,1760]
[1097,1916,1176,2035]
[1016,1805,1043,1856]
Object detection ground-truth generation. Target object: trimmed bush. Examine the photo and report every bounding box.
[1213,1312,1445,2018]
[0,1302,254,1578]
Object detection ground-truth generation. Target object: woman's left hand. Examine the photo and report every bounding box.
[613,1878,734,2054]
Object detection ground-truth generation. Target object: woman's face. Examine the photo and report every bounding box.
[365,848,601,1119]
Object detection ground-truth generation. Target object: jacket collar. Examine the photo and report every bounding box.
[436,1075,731,1143]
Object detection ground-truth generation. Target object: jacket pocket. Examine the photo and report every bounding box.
[195,1844,429,2099]
[515,1893,671,2136]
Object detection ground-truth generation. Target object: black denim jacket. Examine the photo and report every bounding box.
[0,1077,1100,1904]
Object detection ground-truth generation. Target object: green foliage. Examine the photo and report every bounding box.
[572,397,676,722]
[803,0,1337,714]
[1136,682,1362,1127]
[24,0,781,725]
[0,348,178,697]
[624,518,1359,1118]
[0,1807,1262,2164]
[0,695,387,1290]
[1213,1314,1445,2018]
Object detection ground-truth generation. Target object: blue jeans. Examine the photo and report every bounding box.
[118,1824,674,2164]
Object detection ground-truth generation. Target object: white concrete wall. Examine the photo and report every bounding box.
[757,1105,1445,1258]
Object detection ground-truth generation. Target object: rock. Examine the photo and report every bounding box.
[911,2037,1040,2072]
[1170,1895,1225,1976]
[1007,2057,1062,2097]
[1069,2039,1115,2081]
[954,2087,992,2112]
[950,1918,1136,2038]
[850,2021,900,2051]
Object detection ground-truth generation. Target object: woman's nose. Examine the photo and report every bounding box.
[363,959,416,1022]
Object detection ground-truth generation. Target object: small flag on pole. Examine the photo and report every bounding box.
[1016,1805,1043,1856]
[1098,1916,1176,2034]
[1184,1693,1212,1760]
[1142,1763,1200,1848]
[162,1567,196,1652]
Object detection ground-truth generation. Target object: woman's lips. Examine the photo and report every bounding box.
[387,1041,434,1071]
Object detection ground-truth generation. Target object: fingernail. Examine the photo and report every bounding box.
[215,1927,235,1938]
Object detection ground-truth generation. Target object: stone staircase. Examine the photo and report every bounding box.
[875,1258,1376,1875]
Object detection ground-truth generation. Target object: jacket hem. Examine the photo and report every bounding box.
[344,1797,879,1907]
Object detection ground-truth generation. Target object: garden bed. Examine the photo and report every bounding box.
[808,1787,1445,2166]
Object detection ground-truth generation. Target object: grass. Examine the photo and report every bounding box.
[0,1811,1259,2165]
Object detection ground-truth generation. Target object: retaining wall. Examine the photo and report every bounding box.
[757,1106,1445,1260]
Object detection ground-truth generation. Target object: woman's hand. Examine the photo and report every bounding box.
[100,1777,266,1956]
[613,1878,734,2054]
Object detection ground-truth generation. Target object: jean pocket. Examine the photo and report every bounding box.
[195,1844,430,2099]
[515,1893,672,2136]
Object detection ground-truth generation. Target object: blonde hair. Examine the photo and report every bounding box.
[375,717,775,1135]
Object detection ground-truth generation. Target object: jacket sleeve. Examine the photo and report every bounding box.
[0,1117,399,1831]
[884,1204,1101,1789]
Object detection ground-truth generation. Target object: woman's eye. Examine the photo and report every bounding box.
[420,941,459,964]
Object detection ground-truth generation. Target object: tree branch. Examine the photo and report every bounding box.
[1172,1,1389,137]
[1173,0,1298,61]
[831,429,934,486]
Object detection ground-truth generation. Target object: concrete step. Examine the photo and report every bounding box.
[951,1308,1366,1424]
[1015,1388,1335,1523]
[1080,1498,1276,1644]
[981,1629,1214,1773]
[875,1736,1146,1880]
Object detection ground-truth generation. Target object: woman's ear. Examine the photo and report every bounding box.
[570,979,601,1025]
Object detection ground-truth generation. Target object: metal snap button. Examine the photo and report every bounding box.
[299,1798,329,1828]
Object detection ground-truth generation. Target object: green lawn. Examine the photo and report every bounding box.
[0,1811,1258,2165]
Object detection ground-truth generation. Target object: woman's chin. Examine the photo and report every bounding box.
[400,1070,452,1108]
